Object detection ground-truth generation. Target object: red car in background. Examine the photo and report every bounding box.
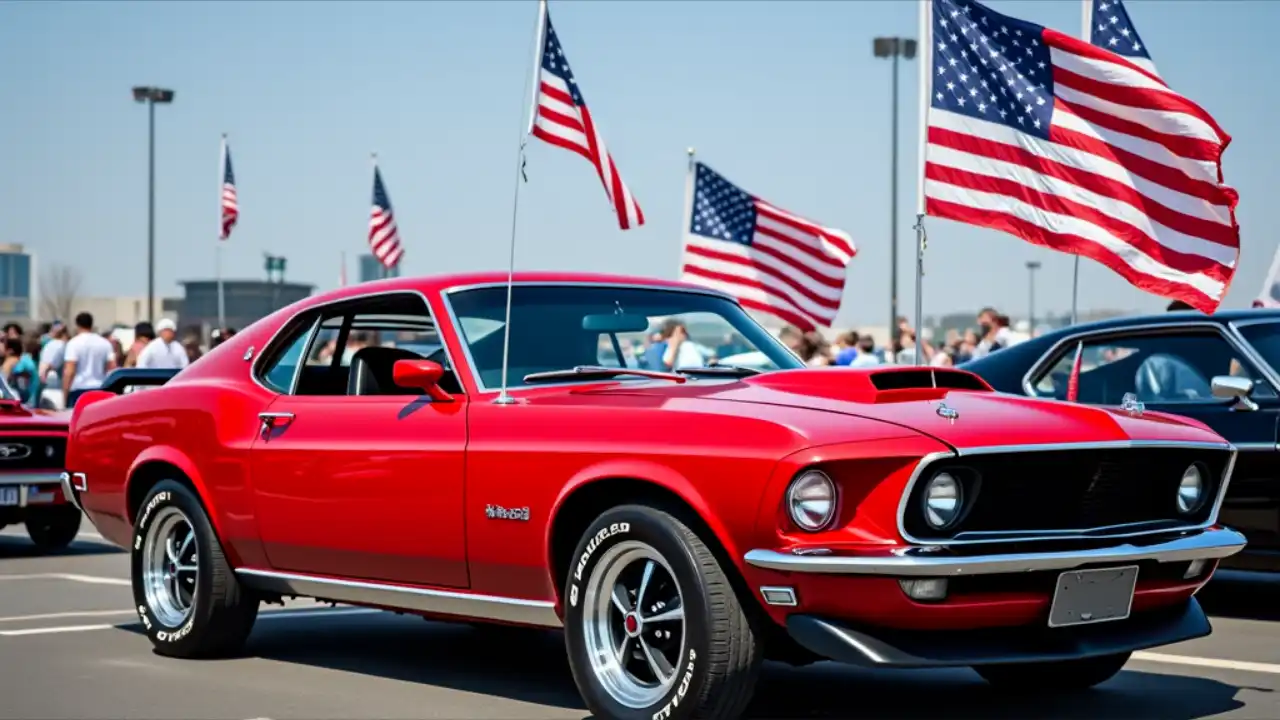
[0,377,79,550]
[63,273,1245,720]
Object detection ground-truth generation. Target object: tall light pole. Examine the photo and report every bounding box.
[132,86,175,323]
[1026,260,1042,335]
[873,37,917,346]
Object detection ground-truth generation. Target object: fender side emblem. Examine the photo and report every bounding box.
[936,403,959,424]
[485,504,530,521]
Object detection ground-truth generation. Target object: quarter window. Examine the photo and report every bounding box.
[258,317,317,394]
[1031,330,1275,404]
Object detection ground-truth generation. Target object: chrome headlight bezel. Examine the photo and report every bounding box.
[1177,462,1208,515]
[921,471,964,530]
[786,469,837,532]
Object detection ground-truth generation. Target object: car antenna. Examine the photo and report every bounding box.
[496,0,549,406]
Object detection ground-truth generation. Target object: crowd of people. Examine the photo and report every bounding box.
[778,306,1028,369]
[1,314,238,409]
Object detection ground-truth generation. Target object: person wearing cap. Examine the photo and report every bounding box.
[136,319,190,370]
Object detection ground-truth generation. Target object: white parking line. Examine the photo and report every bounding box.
[0,573,130,586]
[1133,651,1280,676]
[0,609,135,623]
[0,606,382,637]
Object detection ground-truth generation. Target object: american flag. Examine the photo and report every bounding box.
[220,138,238,240]
[680,162,854,332]
[923,0,1238,314]
[528,2,643,230]
[1088,0,1158,77]
[369,164,403,270]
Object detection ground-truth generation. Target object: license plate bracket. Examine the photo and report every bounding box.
[0,486,17,507]
[1048,565,1138,628]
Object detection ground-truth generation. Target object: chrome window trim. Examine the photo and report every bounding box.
[743,526,1247,577]
[1019,321,1280,399]
[1227,319,1280,389]
[1232,442,1279,452]
[235,568,561,627]
[895,440,1238,547]
[438,280,795,396]
[249,289,462,398]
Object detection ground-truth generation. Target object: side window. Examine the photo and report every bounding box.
[259,317,317,393]
[1031,331,1276,405]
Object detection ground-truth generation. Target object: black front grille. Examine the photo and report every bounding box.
[0,437,65,470]
[902,447,1230,542]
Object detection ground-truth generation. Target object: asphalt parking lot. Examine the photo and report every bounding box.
[5,524,1280,719]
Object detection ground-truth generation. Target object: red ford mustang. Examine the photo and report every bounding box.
[0,378,78,549]
[64,272,1245,719]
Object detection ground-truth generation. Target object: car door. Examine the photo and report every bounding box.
[1028,325,1280,556]
[248,293,469,589]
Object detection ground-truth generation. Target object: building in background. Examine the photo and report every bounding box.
[70,296,180,329]
[178,279,314,338]
[0,244,34,323]
[358,253,400,283]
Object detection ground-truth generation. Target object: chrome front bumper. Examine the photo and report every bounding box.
[0,472,69,509]
[744,527,1247,577]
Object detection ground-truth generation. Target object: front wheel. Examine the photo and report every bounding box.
[563,504,762,720]
[973,651,1131,692]
[131,480,259,658]
[26,506,82,549]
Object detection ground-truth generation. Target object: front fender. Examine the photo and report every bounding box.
[546,458,757,581]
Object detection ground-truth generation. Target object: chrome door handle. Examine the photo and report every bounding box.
[258,412,294,428]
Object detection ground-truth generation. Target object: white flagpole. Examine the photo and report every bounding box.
[1070,0,1092,326]
[912,0,933,365]
[496,0,548,405]
[678,148,696,278]
[216,134,227,332]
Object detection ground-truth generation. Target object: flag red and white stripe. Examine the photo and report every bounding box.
[922,0,1239,313]
[527,0,643,230]
[680,161,854,332]
[369,160,404,270]
[220,136,238,240]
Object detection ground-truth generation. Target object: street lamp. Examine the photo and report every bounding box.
[132,86,175,323]
[1026,260,1042,334]
[873,37,917,347]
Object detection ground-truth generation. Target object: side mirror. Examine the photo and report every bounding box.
[1211,375,1257,411]
[393,359,454,402]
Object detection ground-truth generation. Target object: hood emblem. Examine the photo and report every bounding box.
[1121,393,1145,416]
[936,403,959,424]
[0,443,31,460]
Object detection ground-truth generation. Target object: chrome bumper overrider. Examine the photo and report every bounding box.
[744,528,1247,577]
[58,472,84,511]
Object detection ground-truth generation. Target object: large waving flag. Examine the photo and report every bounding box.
[680,162,854,332]
[921,0,1239,314]
[369,161,404,270]
[220,136,238,240]
[1087,0,1158,77]
[528,0,644,230]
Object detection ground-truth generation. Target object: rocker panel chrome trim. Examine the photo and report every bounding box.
[234,568,562,627]
[895,441,1237,546]
[744,527,1247,577]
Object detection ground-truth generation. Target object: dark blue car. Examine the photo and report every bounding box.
[962,309,1280,573]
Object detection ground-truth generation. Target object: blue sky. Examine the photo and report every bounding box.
[2,0,1275,329]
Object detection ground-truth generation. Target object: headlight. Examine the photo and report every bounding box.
[787,470,836,531]
[1177,463,1207,514]
[922,472,963,529]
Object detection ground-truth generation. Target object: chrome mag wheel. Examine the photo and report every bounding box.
[142,506,198,626]
[582,540,687,709]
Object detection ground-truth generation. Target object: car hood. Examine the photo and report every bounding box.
[583,368,1225,451]
[0,401,69,430]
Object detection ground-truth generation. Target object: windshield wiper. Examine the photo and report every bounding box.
[678,365,762,377]
[522,366,687,384]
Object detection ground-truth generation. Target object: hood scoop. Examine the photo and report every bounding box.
[742,366,993,404]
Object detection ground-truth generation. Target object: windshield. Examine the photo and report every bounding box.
[1237,321,1280,376]
[445,285,802,389]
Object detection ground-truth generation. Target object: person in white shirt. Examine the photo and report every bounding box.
[38,322,68,389]
[136,319,191,370]
[62,312,117,408]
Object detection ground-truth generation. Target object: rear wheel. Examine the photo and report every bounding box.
[26,506,81,549]
[563,505,762,720]
[131,480,258,658]
[973,652,1131,692]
